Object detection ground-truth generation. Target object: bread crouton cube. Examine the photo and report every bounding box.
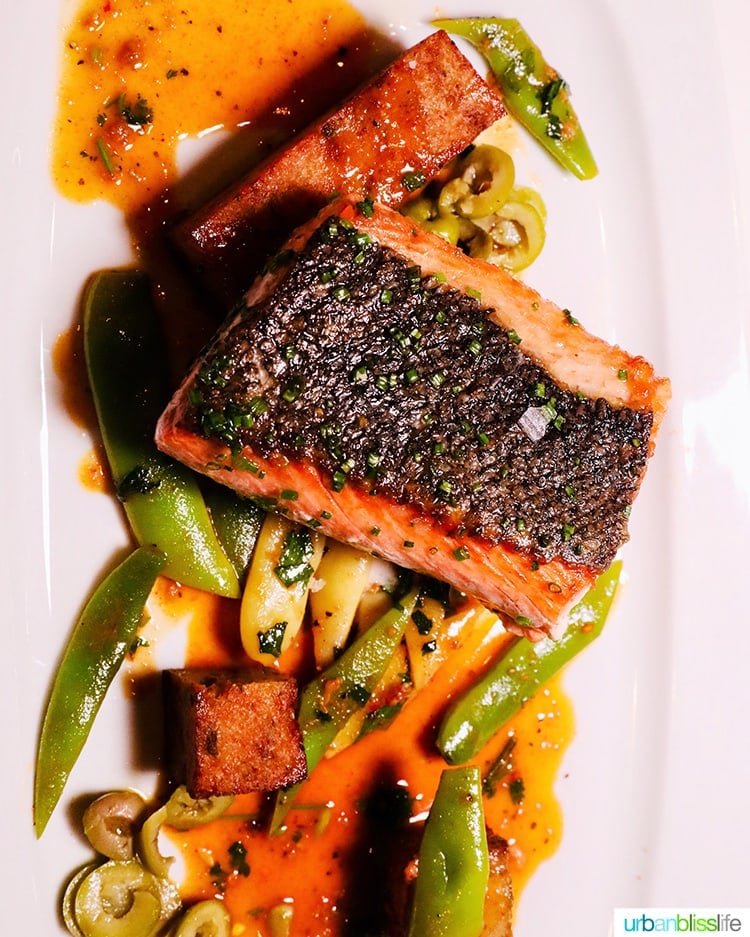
[164,666,307,798]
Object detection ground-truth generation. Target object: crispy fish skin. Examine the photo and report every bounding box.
[157,201,670,636]
[172,30,504,302]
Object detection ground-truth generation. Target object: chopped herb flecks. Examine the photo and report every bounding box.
[257,622,287,658]
[274,529,315,587]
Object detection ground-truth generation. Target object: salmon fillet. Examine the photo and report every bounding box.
[156,200,670,637]
[172,30,504,303]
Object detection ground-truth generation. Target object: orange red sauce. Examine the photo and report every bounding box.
[143,585,572,935]
[52,0,574,931]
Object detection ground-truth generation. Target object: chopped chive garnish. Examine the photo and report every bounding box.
[280,489,298,501]
[562,523,575,541]
[331,470,347,491]
[282,381,301,403]
[483,737,517,797]
[515,615,534,628]
[351,364,368,383]
[534,382,546,398]
[320,510,332,520]
[429,371,445,388]
[370,526,381,536]
[249,397,269,415]
[405,367,419,385]
[477,431,490,446]
[468,338,482,356]
[466,287,481,300]
[96,137,115,175]
[332,284,351,301]
[350,231,371,247]
[435,309,448,324]
[402,169,426,192]
[412,609,433,635]
[507,329,522,345]
[257,621,287,657]
[564,308,579,326]
[403,540,415,548]
[380,288,393,304]
[618,369,628,381]
[356,197,375,217]
[453,545,470,561]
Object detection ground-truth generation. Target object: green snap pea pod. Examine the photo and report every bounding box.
[438,561,621,764]
[407,766,489,937]
[270,590,419,832]
[83,269,239,597]
[433,17,598,180]
[202,480,264,585]
[34,546,165,837]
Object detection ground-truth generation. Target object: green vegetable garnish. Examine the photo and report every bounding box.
[34,547,165,836]
[433,17,598,179]
[83,269,239,597]
[270,591,418,831]
[438,561,621,764]
[407,767,489,937]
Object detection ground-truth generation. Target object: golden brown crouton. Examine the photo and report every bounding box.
[172,30,503,302]
[164,667,307,798]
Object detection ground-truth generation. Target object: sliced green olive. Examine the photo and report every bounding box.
[421,212,461,244]
[164,785,235,831]
[138,805,172,879]
[437,176,470,214]
[268,904,294,937]
[486,198,546,271]
[83,791,147,861]
[139,788,235,878]
[401,197,460,244]
[400,197,435,224]
[457,218,493,261]
[174,900,231,937]
[63,864,98,937]
[73,859,180,937]
[449,145,515,219]
[511,185,547,222]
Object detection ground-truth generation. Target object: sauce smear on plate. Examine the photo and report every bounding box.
[51,0,574,930]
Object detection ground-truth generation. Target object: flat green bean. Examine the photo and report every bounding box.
[438,562,621,764]
[407,767,489,937]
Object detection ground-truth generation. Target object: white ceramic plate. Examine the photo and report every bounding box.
[3,0,749,934]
